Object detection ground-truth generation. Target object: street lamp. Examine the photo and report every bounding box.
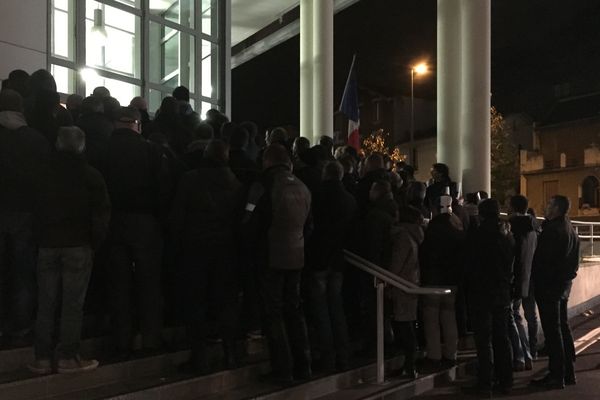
[410,62,429,166]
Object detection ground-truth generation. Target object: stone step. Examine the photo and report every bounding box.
[107,356,405,400]
[0,337,267,400]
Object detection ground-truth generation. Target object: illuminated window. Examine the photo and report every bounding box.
[49,0,224,110]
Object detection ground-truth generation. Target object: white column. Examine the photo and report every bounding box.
[460,0,491,194]
[300,0,313,140]
[436,0,462,189]
[222,0,232,116]
[312,0,334,144]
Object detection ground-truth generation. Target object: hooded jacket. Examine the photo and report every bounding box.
[509,214,538,298]
[0,113,50,213]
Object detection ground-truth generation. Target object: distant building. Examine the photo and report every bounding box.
[520,92,600,217]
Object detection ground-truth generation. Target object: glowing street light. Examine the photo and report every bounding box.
[410,62,430,166]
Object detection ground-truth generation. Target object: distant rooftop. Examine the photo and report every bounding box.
[539,92,600,127]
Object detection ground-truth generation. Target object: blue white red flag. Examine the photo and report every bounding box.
[340,55,360,150]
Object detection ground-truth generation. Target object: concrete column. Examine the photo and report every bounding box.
[221,0,232,116]
[312,0,334,144]
[460,0,491,194]
[436,0,462,189]
[300,0,313,140]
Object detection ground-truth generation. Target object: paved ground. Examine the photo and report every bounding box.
[415,308,600,399]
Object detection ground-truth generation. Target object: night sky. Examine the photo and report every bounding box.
[231,0,600,131]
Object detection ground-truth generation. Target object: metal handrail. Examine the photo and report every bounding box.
[343,249,451,384]
[343,250,451,295]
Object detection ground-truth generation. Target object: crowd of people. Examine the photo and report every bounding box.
[0,68,580,394]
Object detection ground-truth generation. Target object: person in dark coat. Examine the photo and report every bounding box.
[306,161,357,373]
[0,90,50,345]
[29,126,110,375]
[76,96,114,174]
[466,199,515,395]
[170,140,243,373]
[249,144,312,384]
[420,194,464,367]
[356,154,395,218]
[507,195,539,370]
[228,124,259,188]
[531,195,579,389]
[423,163,458,213]
[104,107,168,357]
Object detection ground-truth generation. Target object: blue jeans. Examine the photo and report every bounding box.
[35,246,93,359]
[508,298,533,363]
[0,212,37,336]
[308,269,350,370]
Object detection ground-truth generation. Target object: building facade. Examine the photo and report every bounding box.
[520,93,600,217]
[2,0,228,115]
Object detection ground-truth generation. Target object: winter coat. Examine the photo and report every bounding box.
[532,216,580,295]
[363,197,397,267]
[35,152,111,249]
[466,219,515,308]
[388,222,424,321]
[356,169,394,217]
[229,148,259,189]
[509,214,538,298]
[306,179,358,271]
[255,165,312,270]
[170,159,243,259]
[420,213,465,286]
[103,128,168,216]
[77,112,113,174]
[0,114,50,213]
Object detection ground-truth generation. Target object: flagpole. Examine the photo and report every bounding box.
[340,54,357,110]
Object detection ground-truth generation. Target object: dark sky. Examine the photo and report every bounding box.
[232,0,600,130]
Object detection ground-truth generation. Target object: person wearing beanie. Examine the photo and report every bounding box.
[466,198,515,395]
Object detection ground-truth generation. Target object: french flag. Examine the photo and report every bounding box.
[340,55,360,150]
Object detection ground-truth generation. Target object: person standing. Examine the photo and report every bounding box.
[531,195,579,389]
[104,107,168,358]
[252,144,312,384]
[29,127,110,374]
[466,199,515,395]
[0,89,50,346]
[508,195,539,370]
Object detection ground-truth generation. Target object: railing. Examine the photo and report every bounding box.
[343,250,451,384]
[500,213,600,259]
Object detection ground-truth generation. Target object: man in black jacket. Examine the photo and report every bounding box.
[76,96,114,174]
[29,126,110,374]
[104,107,168,357]
[170,140,243,373]
[306,161,357,372]
[466,199,515,395]
[0,89,50,346]
[531,195,579,389]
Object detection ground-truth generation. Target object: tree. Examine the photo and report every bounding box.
[361,129,406,163]
[491,107,519,205]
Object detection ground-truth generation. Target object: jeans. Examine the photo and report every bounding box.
[308,269,350,370]
[537,281,575,381]
[260,268,311,379]
[181,249,238,363]
[508,298,533,364]
[0,212,37,336]
[108,214,163,351]
[522,293,539,355]
[473,305,513,389]
[422,292,458,361]
[35,246,93,359]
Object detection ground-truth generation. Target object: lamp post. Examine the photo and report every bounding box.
[410,62,428,166]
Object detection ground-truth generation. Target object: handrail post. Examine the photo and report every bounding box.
[591,224,594,257]
[375,277,385,384]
